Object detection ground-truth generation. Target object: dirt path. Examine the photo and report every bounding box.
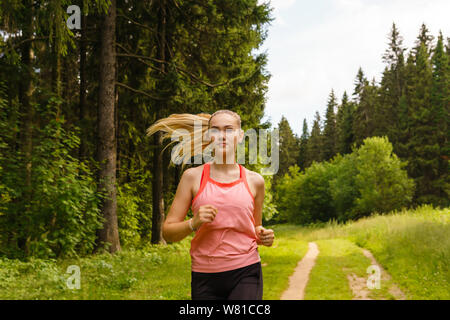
[345,248,406,300]
[361,248,406,299]
[280,242,319,300]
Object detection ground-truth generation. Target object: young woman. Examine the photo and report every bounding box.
[146,109,275,300]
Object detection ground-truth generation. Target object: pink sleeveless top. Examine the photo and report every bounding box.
[190,162,260,273]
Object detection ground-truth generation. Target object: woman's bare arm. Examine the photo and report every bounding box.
[162,168,196,242]
[252,172,265,229]
[251,172,274,246]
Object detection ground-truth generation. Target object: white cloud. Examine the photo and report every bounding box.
[260,0,450,135]
[259,0,298,26]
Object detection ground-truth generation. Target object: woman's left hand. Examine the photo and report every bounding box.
[255,226,274,247]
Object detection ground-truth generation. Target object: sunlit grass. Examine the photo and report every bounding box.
[0,204,447,299]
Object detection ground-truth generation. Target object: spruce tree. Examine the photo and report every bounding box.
[413,23,435,58]
[380,23,406,148]
[430,32,450,206]
[352,68,377,148]
[322,89,338,161]
[336,91,355,155]
[274,116,300,187]
[297,118,309,171]
[407,41,438,205]
[306,111,324,167]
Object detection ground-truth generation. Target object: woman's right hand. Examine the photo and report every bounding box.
[192,204,218,230]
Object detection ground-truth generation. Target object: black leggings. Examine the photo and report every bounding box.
[191,262,263,300]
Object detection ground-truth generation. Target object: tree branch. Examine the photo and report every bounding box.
[117,13,156,32]
[115,81,165,100]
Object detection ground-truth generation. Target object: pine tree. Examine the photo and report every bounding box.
[407,41,439,205]
[413,23,435,58]
[322,89,338,161]
[305,111,324,167]
[274,116,300,187]
[297,118,309,171]
[396,51,416,161]
[336,91,355,155]
[379,23,407,148]
[352,68,377,148]
[430,31,450,206]
[352,67,367,104]
[96,0,121,253]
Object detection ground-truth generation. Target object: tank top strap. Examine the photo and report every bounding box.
[239,163,255,202]
[191,163,209,205]
[205,162,211,180]
[201,163,209,190]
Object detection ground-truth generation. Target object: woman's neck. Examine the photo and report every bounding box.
[210,160,239,173]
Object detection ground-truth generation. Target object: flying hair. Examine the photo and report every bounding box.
[146,110,241,168]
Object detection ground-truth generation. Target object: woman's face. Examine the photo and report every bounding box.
[208,113,243,155]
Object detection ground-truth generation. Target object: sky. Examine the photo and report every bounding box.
[255,0,450,136]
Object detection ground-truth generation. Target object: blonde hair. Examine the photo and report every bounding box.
[146,110,241,168]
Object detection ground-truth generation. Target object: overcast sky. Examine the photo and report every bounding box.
[255,0,450,136]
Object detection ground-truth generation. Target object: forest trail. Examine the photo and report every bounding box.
[359,248,406,300]
[343,248,406,300]
[280,242,319,300]
[279,239,406,300]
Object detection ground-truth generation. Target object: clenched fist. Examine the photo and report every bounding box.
[255,225,274,247]
[192,204,218,230]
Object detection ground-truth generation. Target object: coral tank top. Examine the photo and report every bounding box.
[190,162,260,273]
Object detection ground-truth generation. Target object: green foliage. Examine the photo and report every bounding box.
[0,98,103,259]
[0,239,191,299]
[278,136,415,224]
[0,81,13,216]
[298,161,336,223]
[273,116,300,187]
[322,89,338,161]
[116,183,146,248]
[352,136,415,218]
[300,204,449,299]
[245,154,278,222]
[329,153,359,221]
[274,165,302,223]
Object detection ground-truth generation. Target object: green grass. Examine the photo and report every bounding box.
[295,204,450,299]
[259,224,309,299]
[0,204,447,299]
[0,227,308,300]
[0,241,192,300]
[304,239,364,300]
[304,239,401,300]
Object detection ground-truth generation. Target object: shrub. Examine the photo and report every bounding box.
[0,98,103,259]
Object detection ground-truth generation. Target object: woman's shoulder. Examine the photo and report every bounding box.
[242,165,265,187]
[183,163,206,179]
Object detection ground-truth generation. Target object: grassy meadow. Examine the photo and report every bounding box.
[0,204,448,300]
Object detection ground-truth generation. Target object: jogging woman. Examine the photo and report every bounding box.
[146,109,275,300]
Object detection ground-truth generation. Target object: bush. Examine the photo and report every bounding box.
[278,136,415,224]
[0,98,103,259]
[116,183,146,248]
[329,153,359,221]
[352,136,415,218]
[275,165,303,223]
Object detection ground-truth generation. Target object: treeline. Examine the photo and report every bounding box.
[271,23,449,224]
[0,0,272,258]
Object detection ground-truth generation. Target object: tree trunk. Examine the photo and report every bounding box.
[18,0,34,254]
[152,131,166,244]
[96,0,121,253]
[79,10,88,160]
[151,0,168,245]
